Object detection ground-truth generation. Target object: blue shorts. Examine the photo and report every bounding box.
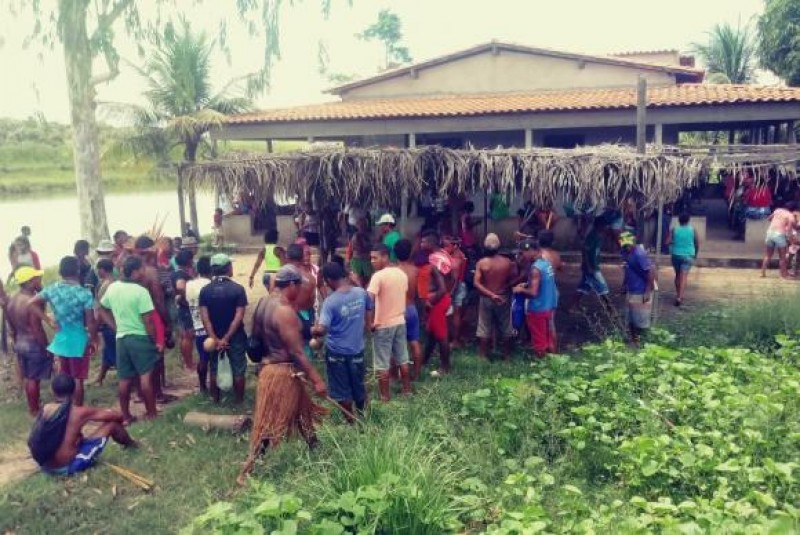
[99,325,116,368]
[452,282,467,307]
[195,335,210,364]
[43,437,107,476]
[577,271,609,296]
[671,255,694,272]
[405,304,420,342]
[325,349,366,404]
[766,230,788,249]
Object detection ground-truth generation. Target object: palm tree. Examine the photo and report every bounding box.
[691,22,757,84]
[119,20,253,235]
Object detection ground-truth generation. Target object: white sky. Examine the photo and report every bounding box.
[0,0,771,124]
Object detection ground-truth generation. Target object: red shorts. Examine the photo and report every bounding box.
[526,311,554,356]
[60,356,90,380]
[426,294,451,341]
[152,311,166,348]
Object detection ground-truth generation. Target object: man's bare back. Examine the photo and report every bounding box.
[475,255,516,297]
[542,248,563,274]
[7,291,46,345]
[291,263,316,311]
[397,261,418,305]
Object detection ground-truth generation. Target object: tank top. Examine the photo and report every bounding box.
[262,244,281,272]
[670,225,696,257]
[259,297,292,362]
[527,258,557,313]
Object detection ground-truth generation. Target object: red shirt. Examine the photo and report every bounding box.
[745,186,773,208]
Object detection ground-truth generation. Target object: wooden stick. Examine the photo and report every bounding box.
[292,372,364,424]
[104,462,154,490]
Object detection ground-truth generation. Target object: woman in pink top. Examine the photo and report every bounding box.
[761,202,797,279]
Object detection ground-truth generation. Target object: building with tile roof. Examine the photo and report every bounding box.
[216,41,800,150]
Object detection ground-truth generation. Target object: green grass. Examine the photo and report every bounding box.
[2,296,800,533]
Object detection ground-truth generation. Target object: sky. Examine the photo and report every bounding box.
[0,0,771,124]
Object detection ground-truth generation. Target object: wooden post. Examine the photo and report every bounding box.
[728,130,735,145]
[402,133,416,234]
[789,121,797,144]
[187,178,199,238]
[266,139,273,153]
[524,128,533,149]
[636,75,647,153]
[654,123,663,146]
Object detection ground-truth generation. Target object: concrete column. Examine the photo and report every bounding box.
[524,128,533,149]
[266,139,273,153]
[789,121,797,144]
[654,123,663,146]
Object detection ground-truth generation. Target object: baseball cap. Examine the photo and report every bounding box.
[377,213,395,225]
[15,266,44,285]
[519,239,540,251]
[95,239,115,253]
[210,253,232,267]
[274,265,302,283]
[618,231,636,248]
[181,237,199,248]
[484,233,501,250]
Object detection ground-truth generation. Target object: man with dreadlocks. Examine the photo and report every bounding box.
[238,265,328,486]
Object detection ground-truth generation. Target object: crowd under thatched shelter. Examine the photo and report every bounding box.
[183,144,800,215]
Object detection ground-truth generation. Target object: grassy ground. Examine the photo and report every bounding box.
[1,282,799,533]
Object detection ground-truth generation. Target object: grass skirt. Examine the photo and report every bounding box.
[248,363,327,453]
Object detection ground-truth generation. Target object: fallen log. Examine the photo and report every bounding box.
[183,412,252,433]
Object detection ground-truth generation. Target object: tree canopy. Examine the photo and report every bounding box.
[758,0,800,86]
[358,9,412,70]
[691,22,757,84]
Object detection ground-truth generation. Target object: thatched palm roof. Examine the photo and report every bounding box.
[183,144,800,211]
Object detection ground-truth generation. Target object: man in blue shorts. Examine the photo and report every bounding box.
[312,262,373,422]
[620,232,656,345]
[29,374,136,476]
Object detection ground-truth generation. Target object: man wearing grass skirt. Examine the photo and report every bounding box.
[619,231,656,345]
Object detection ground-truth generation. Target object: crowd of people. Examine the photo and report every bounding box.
[0,206,671,482]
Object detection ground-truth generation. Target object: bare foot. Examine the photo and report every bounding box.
[236,473,248,487]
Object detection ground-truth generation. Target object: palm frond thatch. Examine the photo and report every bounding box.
[183,144,800,211]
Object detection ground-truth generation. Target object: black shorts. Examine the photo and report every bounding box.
[178,307,194,331]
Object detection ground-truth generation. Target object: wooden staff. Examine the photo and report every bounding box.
[104,461,154,491]
[292,372,364,424]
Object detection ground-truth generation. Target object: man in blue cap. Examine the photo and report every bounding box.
[199,253,248,404]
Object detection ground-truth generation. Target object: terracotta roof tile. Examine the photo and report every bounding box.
[228,84,800,124]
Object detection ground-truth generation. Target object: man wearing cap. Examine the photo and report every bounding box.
[619,231,656,345]
[473,233,517,360]
[377,214,402,263]
[29,256,97,406]
[240,264,327,486]
[99,255,160,423]
[199,253,248,404]
[84,239,116,295]
[312,262,373,421]
[513,240,558,358]
[7,266,51,415]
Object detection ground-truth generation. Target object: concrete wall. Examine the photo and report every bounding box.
[340,50,676,100]
[612,51,681,66]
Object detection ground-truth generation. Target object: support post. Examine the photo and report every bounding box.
[402,133,416,234]
[728,130,735,145]
[187,178,199,238]
[524,128,533,149]
[789,121,797,144]
[654,123,663,146]
[636,75,647,153]
[266,139,273,153]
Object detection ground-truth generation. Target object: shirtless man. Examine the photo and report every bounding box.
[285,244,318,349]
[7,266,51,415]
[394,239,422,380]
[442,236,468,348]
[134,235,171,400]
[239,265,327,485]
[473,233,517,360]
[420,231,454,376]
[29,374,136,476]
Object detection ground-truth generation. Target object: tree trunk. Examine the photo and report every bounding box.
[185,141,200,236]
[60,0,110,245]
[177,167,187,238]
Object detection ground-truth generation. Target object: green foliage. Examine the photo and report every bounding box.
[758,0,800,86]
[358,9,413,70]
[691,22,757,84]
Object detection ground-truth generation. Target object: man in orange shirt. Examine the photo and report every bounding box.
[367,244,411,401]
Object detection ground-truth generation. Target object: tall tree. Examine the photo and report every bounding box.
[5,0,336,245]
[691,22,757,84]
[758,0,800,86]
[358,9,412,70]
[116,20,253,235]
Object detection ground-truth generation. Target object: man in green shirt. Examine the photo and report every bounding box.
[377,213,402,262]
[99,255,160,424]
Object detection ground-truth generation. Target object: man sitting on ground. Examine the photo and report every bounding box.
[28,374,136,476]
